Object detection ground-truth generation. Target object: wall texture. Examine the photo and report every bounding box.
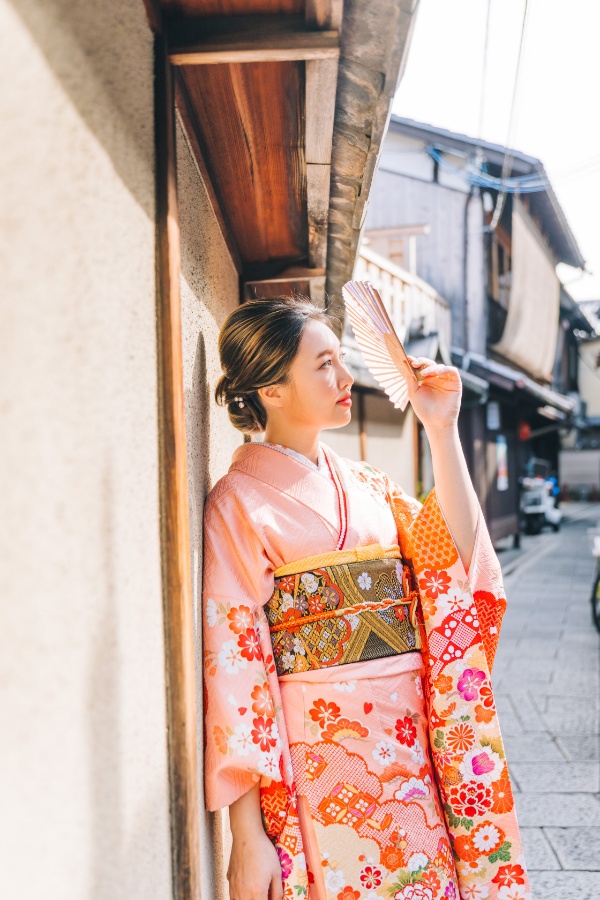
[0,2,172,898]
[176,117,242,900]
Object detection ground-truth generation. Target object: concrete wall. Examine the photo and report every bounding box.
[176,117,243,900]
[0,2,173,898]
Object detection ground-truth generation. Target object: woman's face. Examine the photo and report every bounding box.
[272,318,354,430]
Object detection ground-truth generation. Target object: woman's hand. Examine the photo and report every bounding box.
[403,356,462,435]
[228,829,283,900]
[228,783,283,900]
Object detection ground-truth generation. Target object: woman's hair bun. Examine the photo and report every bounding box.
[215,295,333,434]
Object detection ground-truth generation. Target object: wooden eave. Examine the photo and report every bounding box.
[147,0,420,314]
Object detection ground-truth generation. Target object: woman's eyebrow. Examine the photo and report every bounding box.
[315,347,339,359]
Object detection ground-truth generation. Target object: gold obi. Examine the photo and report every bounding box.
[265,544,421,677]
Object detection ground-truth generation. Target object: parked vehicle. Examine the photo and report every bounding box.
[520,476,562,534]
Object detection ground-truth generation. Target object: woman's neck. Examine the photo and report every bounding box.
[262,426,321,466]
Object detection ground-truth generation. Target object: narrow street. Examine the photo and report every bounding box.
[494,504,600,899]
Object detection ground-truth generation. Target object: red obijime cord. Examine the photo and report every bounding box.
[323,447,348,550]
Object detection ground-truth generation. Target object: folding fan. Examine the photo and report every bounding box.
[341,280,421,412]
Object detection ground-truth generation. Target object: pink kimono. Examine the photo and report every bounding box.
[202,442,529,900]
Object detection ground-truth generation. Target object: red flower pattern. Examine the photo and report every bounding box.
[448,781,492,818]
[251,716,277,752]
[309,699,340,727]
[251,682,274,717]
[238,628,262,661]
[492,864,526,887]
[227,605,253,634]
[419,569,451,599]
[395,715,417,747]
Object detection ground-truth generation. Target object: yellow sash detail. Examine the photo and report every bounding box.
[273,543,401,577]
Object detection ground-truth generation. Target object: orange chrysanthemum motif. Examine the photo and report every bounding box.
[321,717,369,742]
[453,834,480,863]
[213,725,228,755]
[434,674,453,695]
[410,492,459,574]
[227,605,253,634]
[446,723,475,753]
[475,704,495,724]
[491,775,514,814]
[471,820,505,855]
[309,699,341,727]
[251,682,274,717]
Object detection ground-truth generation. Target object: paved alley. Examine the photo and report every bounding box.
[494,504,600,899]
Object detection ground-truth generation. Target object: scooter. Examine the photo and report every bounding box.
[520,476,562,535]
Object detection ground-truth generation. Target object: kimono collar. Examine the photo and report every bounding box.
[229,442,349,544]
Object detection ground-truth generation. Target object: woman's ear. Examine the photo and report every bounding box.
[257,384,284,410]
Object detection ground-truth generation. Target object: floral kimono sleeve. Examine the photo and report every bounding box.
[202,489,285,812]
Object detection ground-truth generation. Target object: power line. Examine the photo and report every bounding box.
[490,0,532,231]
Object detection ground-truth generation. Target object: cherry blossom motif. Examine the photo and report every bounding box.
[420,870,441,894]
[217,639,248,674]
[205,597,218,627]
[372,740,397,767]
[278,575,296,595]
[228,724,253,757]
[357,571,372,590]
[257,751,279,777]
[309,699,341,727]
[300,572,319,594]
[439,586,470,614]
[492,865,526,888]
[277,848,293,879]
[471,821,505,854]
[393,884,434,900]
[251,716,278,752]
[227,605,253,634]
[456,668,486,701]
[251,682,275,717]
[460,748,503,785]
[419,569,451,599]
[238,628,262,661]
[443,880,457,898]
[496,886,530,900]
[448,782,493,818]
[475,704,495,724]
[359,865,383,889]
[446,723,475,753]
[395,715,418,746]
[459,883,489,900]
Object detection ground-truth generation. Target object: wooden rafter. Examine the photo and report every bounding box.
[168,16,339,65]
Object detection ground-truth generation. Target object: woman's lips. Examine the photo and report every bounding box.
[337,396,352,407]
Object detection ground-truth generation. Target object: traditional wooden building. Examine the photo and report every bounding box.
[1,1,422,899]
[360,115,586,543]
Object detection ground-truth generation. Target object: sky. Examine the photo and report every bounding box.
[392,0,600,301]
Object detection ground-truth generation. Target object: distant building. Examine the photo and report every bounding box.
[344,115,587,543]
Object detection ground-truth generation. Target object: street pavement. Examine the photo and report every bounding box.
[493,503,600,899]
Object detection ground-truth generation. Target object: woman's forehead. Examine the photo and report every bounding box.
[299,319,339,355]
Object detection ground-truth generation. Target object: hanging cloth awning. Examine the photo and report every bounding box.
[492,196,561,382]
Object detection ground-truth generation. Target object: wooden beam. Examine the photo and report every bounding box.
[169,26,338,66]
[305,59,338,164]
[154,34,201,900]
[174,71,243,274]
[307,163,330,268]
[306,0,344,29]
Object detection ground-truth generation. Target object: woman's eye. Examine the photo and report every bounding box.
[321,358,333,367]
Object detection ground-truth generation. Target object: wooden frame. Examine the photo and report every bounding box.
[169,22,339,66]
[154,33,201,900]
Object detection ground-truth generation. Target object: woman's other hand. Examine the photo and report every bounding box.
[404,356,462,436]
[228,783,283,900]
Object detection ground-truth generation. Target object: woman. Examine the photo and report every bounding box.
[203,297,528,900]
